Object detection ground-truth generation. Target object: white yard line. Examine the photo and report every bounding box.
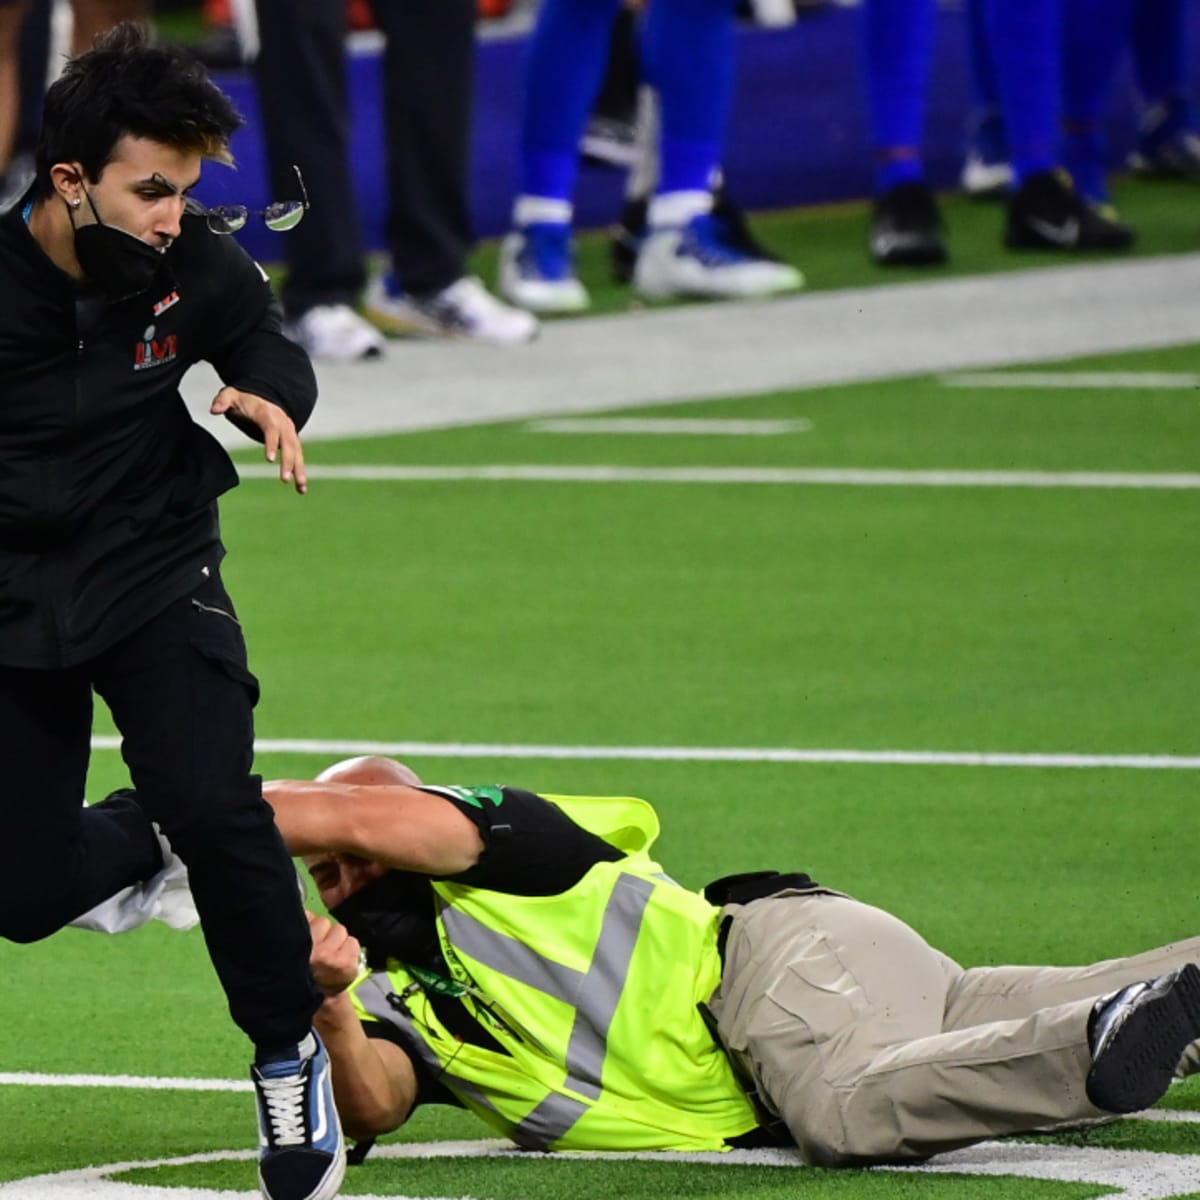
[88,736,1200,769]
[942,371,1200,389]
[235,464,1200,490]
[0,1072,250,1092]
[5,1124,1200,1200]
[525,418,813,435]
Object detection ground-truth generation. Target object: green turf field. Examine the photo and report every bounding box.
[0,189,1197,1197]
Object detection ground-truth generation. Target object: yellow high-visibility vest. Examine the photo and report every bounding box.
[351,792,759,1151]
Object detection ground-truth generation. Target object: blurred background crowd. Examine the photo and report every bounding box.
[2,0,1197,358]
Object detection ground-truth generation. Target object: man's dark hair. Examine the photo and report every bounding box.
[35,22,243,197]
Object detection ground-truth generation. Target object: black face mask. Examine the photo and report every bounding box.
[329,870,441,971]
[69,187,166,299]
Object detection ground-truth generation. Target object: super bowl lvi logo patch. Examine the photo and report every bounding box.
[133,323,178,371]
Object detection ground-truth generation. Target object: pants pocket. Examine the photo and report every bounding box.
[188,585,260,708]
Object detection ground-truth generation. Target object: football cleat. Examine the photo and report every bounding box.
[633,210,802,301]
[498,223,589,313]
[1005,170,1135,251]
[869,181,947,266]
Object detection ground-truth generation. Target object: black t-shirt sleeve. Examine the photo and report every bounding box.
[361,1020,465,1110]
[416,786,624,895]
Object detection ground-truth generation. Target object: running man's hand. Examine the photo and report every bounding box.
[307,911,362,996]
[210,386,308,494]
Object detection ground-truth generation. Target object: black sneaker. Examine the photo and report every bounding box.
[610,196,648,285]
[254,1031,346,1200]
[1086,963,1200,1114]
[1005,169,1135,251]
[868,181,947,266]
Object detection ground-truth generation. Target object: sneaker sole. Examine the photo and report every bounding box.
[1086,962,1200,1114]
[259,1142,346,1200]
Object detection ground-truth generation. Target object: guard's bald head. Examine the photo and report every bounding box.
[314,756,423,788]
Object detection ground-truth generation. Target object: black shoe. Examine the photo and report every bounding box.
[1086,963,1200,1114]
[610,196,648,285]
[868,181,948,266]
[1005,169,1135,251]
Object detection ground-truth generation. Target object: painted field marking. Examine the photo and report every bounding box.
[87,736,1200,770]
[525,418,813,436]
[237,464,1200,489]
[941,371,1200,390]
[6,1126,1200,1199]
[0,1072,251,1092]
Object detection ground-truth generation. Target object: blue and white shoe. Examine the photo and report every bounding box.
[254,1031,345,1200]
[633,211,803,301]
[498,223,590,313]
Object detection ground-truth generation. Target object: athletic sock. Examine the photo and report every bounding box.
[641,0,737,198]
[1132,0,1186,105]
[1061,0,1137,202]
[964,0,1000,113]
[518,0,624,204]
[862,0,936,193]
[986,0,1062,185]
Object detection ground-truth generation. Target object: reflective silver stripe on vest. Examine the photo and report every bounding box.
[358,972,503,1120]
[512,1091,590,1150]
[444,872,657,1146]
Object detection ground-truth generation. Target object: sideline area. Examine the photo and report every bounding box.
[183,251,1200,443]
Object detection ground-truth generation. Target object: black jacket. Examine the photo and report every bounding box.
[0,197,317,668]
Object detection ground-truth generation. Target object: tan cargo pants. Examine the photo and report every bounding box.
[706,890,1200,1166]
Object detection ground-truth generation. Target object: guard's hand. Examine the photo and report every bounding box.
[307,910,362,997]
[210,386,307,494]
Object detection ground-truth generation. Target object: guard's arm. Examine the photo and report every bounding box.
[264,779,485,876]
[309,912,417,1137]
[315,992,417,1138]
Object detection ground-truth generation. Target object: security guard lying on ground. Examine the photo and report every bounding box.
[80,755,1200,1166]
[249,755,1200,1167]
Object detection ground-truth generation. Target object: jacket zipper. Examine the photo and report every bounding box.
[191,598,240,627]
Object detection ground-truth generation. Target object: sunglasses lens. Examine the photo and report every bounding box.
[208,205,248,234]
[263,201,305,232]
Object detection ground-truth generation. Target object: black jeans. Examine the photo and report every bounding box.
[0,572,322,1052]
[255,0,477,311]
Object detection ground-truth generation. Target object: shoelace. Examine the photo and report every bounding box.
[259,1070,309,1147]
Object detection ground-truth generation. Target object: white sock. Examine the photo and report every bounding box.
[512,195,574,228]
[648,190,713,231]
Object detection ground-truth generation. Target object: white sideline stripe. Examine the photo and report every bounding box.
[237,464,1200,490]
[525,418,814,436]
[87,736,1200,769]
[0,1072,250,1092]
[942,371,1200,390]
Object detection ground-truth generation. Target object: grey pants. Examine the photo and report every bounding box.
[706,891,1200,1166]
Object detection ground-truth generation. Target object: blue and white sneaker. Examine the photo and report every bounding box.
[254,1031,345,1200]
[633,211,803,301]
[498,223,589,313]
